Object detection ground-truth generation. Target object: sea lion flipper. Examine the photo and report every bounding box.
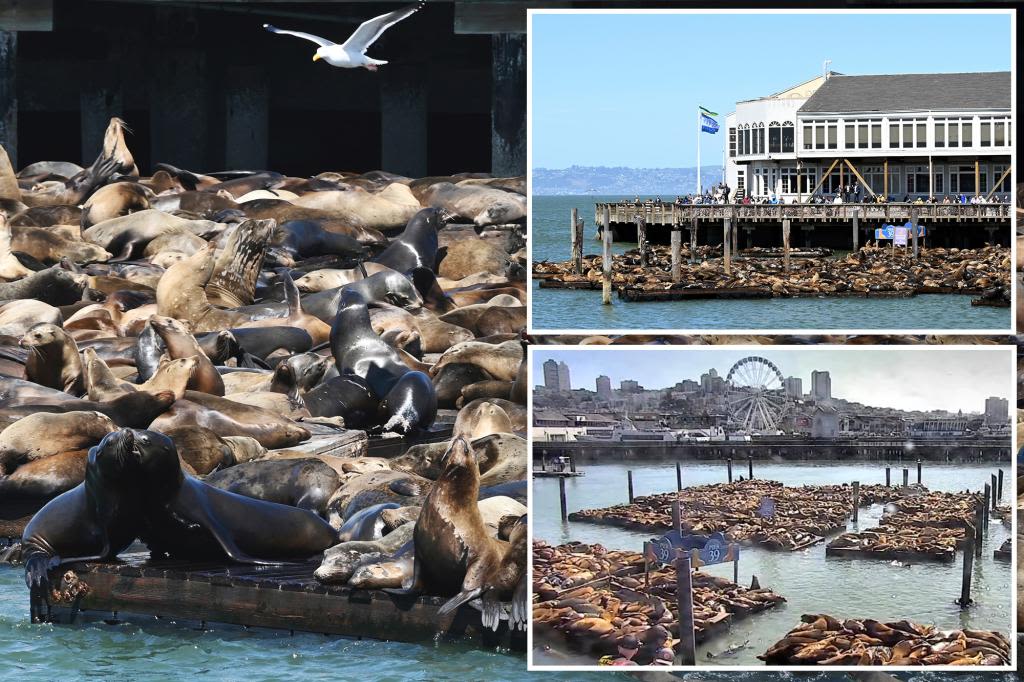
[170,482,273,565]
[510,574,527,631]
[438,586,482,617]
[388,479,424,496]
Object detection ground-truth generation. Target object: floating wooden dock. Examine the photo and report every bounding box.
[40,553,524,650]
[824,546,955,563]
[533,470,585,478]
[993,539,1011,563]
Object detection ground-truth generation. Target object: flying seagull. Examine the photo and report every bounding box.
[264,2,424,71]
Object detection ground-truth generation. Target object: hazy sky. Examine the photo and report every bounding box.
[531,11,1012,168]
[536,348,1012,413]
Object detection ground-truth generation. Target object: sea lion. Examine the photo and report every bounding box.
[289,185,420,231]
[9,225,111,264]
[325,469,432,529]
[162,425,235,475]
[432,362,493,409]
[271,220,369,261]
[417,182,525,226]
[400,436,507,616]
[372,208,443,272]
[460,380,512,403]
[82,209,215,260]
[148,391,309,449]
[0,299,62,337]
[203,458,341,518]
[0,216,34,281]
[452,400,513,440]
[20,323,84,395]
[128,429,339,563]
[149,315,225,395]
[313,521,415,584]
[0,266,86,306]
[430,340,522,382]
[336,502,400,541]
[0,449,89,500]
[22,428,147,622]
[0,410,115,475]
[1,390,176,429]
[80,182,152,228]
[347,548,415,590]
[292,263,393,292]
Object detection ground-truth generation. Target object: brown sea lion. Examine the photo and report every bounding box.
[20,323,83,395]
[149,315,225,395]
[430,340,522,382]
[452,399,513,440]
[162,425,235,475]
[0,410,115,475]
[0,449,89,500]
[203,458,341,518]
[80,181,152,228]
[148,391,309,449]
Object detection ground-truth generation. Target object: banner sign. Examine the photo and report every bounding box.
[645,531,736,567]
[874,223,925,240]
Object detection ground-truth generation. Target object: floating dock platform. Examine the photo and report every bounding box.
[39,553,524,650]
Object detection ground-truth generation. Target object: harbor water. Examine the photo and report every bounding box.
[530,195,1010,330]
[533,460,1013,668]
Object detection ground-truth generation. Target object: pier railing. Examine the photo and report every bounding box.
[596,201,1010,224]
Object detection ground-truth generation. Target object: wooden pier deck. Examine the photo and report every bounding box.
[39,552,525,650]
[596,201,1011,227]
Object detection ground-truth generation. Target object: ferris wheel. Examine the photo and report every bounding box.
[725,356,789,433]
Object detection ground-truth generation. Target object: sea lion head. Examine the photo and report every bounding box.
[18,322,67,350]
[275,352,330,392]
[127,428,186,502]
[149,314,192,337]
[440,436,475,473]
[88,428,145,485]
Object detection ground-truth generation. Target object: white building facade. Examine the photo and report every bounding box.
[724,71,1011,202]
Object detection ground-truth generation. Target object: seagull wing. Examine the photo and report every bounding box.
[263,24,335,48]
[340,2,423,54]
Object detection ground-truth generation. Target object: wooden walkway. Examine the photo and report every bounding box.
[41,552,524,649]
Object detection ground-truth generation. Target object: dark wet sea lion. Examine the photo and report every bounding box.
[408,267,457,314]
[0,266,86,306]
[272,220,369,261]
[270,352,330,393]
[22,428,147,621]
[372,208,442,272]
[403,437,507,611]
[432,362,492,409]
[202,326,312,359]
[149,391,309,448]
[204,458,341,518]
[325,470,431,529]
[132,429,338,562]
[20,323,84,395]
[336,502,400,541]
[303,375,380,424]
[288,270,423,323]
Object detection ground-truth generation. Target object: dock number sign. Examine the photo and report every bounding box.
[758,497,775,518]
[644,534,738,568]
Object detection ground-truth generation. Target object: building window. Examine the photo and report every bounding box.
[870,122,881,148]
[933,165,944,194]
[857,123,868,149]
[781,122,794,153]
[994,121,1006,146]
[742,127,750,155]
[864,165,884,194]
[798,168,817,194]
[887,166,901,196]
[980,119,991,146]
[803,125,812,150]
[902,122,912,148]
[935,122,945,148]
[768,121,781,154]
[754,125,764,154]
[949,164,976,194]
[949,122,959,147]
[844,122,854,149]
[729,127,736,157]
[915,122,926,148]
[826,122,837,149]
[961,120,972,147]
[991,164,1009,192]
[889,122,900,148]
[906,165,929,194]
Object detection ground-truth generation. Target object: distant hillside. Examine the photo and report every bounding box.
[532,165,725,196]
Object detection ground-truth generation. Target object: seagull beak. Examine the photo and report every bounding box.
[312,54,321,62]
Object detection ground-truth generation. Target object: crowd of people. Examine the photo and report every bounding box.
[622,185,1007,207]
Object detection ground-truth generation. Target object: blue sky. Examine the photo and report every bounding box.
[536,348,1011,414]
[531,11,1012,168]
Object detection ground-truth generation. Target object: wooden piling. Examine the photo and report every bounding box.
[916,459,921,485]
[782,219,791,272]
[911,208,919,259]
[723,218,731,275]
[672,498,681,536]
[902,468,908,487]
[851,207,859,251]
[570,207,583,275]
[727,458,733,483]
[731,216,738,253]
[601,206,612,305]
[885,466,890,487]
[569,454,576,473]
[974,503,983,557]
[982,484,990,533]
[989,478,996,510]
[676,461,682,491]
[747,456,753,480]
[997,469,1003,501]
[627,470,634,503]
[675,553,697,666]
[852,481,860,522]
[671,229,681,283]
[688,217,698,265]
[558,476,567,522]
[637,216,648,267]
[958,518,975,608]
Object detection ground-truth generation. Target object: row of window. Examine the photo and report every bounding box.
[729,116,1012,157]
[745,163,1010,196]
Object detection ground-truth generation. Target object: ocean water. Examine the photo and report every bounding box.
[533,460,1013,669]
[530,195,1010,331]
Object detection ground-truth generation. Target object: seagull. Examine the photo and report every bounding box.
[263,2,424,71]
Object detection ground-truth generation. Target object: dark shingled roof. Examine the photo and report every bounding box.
[799,72,1010,113]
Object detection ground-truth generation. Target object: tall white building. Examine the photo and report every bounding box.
[596,375,612,399]
[784,376,803,399]
[724,71,1011,202]
[810,370,831,401]
[984,396,1008,425]
[557,362,571,391]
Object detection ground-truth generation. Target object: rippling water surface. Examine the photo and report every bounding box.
[530,195,1010,331]
[533,460,1013,668]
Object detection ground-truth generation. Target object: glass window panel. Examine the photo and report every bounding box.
[803,125,812,150]
[857,123,867,148]
[889,123,899,148]
[781,125,793,153]
[827,125,837,149]
[845,124,854,148]
[902,123,912,148]
[935,122,945,148]
[915,123,925,148]
[994,122,1005,146]
[948,124,958,147]
[871,124,881,148]
[961,120,971,146]
[769,126,780,153]
[980,121,991,146]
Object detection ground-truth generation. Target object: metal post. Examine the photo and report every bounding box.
[571,207,583,275]
[958,518,975,608]
[672,498,681,536]
[674,553,696,666]
[558,476,567,522]
[851,207,859,251]
[997,469,1003,502]
[916,459,922,485]
[601,206,612,305]
[627,470,634,503]
[727,458,733,483]
[732,546,739,585]
[974,503,983,556]
[983,484,990,533]
[676,461,682,491]
[911,208,919,259]
[782,219,791,272]
[747,456,753,480]
[885,466,891,487]
[723,218,731,275]
[989,478,996,510]
[671,229,681,283]
[851,481,860,522]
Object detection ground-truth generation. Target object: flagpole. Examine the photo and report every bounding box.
[696,108,701,195]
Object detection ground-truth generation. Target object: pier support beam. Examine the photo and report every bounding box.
[676,462,682,490]
[601,205,612,305]
[570,207,583,275]
[224,65,269,170]
[81,86,123,168]
[627,470,634,503]
[782,219,791,272]
[958,516,975,607]
[0,31,16,170]
[675,553,697,666]
[910,208,919,259]
[380,64,427,177]
[851,481,860,522]
[149,9,209,169]
[723,219,731,275]
[688,217,698,264]
[851,208,859,252]
[558,477,567,522]
[490,33,526,176]
[636,215,648,267]
[671,229,681,283]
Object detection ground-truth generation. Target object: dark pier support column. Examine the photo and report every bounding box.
[380,64,427,177]
[150,8,208,170]
[81,87,123,166]
[490,33,525,176]
[0,31,17,170]
[224,66,269,170]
